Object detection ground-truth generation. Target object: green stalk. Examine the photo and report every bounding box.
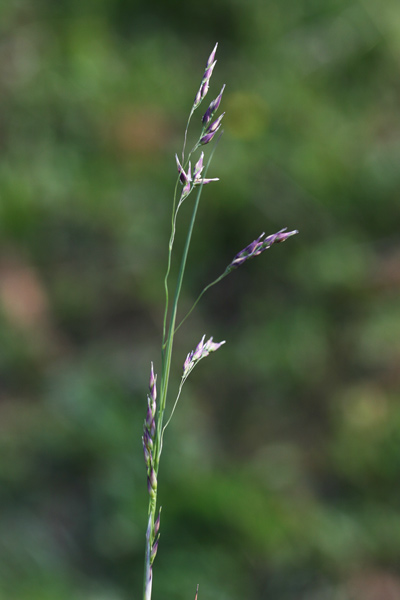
[156,175,204,470]
[143,123,221,600]
[157,141,219,468]
[173,270,229,336]
[162,121,196,347]
[143,148,216,600]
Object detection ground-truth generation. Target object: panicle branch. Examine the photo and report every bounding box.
[227,228,299,271]
[183,335,225,380]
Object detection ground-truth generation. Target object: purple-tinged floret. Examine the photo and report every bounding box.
[206,112,225,134]
[148,467,157,491]
[175,155,193,199]
[199,131,216,145]
[194,152,204,179]
[203,60,216,83]
[150,537,159,563]
[202,84,226,125]
[149,362,156,396]
[206,43,218,68]
[154,509,161,537]
[200,113,225,145]
[175,154,191,185]
[191,151,219,186]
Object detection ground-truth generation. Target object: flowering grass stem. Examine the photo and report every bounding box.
[142,43,298,600]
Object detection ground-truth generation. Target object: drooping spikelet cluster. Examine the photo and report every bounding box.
[183,335,225,381]
[227,228,299,271]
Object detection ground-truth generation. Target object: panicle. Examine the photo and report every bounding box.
[228,228,299,270]
[183,335,225,378]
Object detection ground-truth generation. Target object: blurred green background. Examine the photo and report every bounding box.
[1,0,400,599]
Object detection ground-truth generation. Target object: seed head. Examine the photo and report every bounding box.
[228,228,299,270]
[183,335,225,378]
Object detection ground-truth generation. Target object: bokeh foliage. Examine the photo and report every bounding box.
[1,1,400,599]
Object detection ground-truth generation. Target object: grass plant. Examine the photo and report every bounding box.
[141,44,298,600]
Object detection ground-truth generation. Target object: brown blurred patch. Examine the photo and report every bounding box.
[0,255,49,331]
[348,569,400,600]
[370,247,400,291]
[106,105,173,156]
[224,92,269,140]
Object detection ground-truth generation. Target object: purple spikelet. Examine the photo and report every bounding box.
[227,228,299,270]
[202,84,226,126]
[183,335,225,379]
[200,112,225,145]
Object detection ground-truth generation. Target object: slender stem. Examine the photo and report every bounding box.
[162,177,180,347]
[143,149,215,600]
[157,140,221,469]
[156,177,203,470]
[162,116,201,348]
[182,107,195,164]
[143,112,220,600]
[174,270,229,335]
[161,377,185,447]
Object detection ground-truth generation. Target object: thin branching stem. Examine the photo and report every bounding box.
[174,270,229,335]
